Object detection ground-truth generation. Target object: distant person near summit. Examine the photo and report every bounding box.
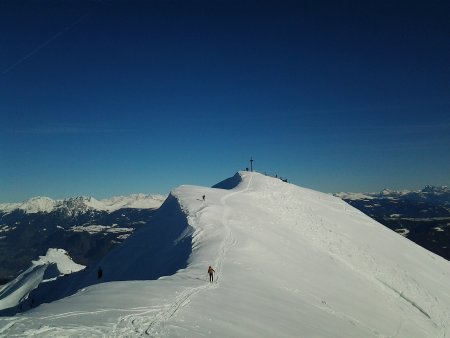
[208,266,215,282]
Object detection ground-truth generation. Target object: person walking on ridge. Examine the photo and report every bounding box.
[208,266,215,282]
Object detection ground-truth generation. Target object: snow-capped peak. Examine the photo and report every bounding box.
[335,185,450,201]
[422,185,449,194]
[0,248,85,312]
[0,196,57,214]
[32,248,85,275]
[0,194,166,214]
[1,172,449,337]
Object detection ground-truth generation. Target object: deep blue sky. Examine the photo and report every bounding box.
[1,0,449,202]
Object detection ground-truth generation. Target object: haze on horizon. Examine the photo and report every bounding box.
[1,0,449,203]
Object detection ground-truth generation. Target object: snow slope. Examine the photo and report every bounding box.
[1,172,450,337]
[0,249,84,312]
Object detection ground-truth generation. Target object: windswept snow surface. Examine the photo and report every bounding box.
[1,172,450,337]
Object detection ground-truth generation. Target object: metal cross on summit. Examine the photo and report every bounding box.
[250,157,254,172]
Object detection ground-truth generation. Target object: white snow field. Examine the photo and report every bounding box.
[1,172,450,337]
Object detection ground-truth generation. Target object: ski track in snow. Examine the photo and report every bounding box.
[284,287,382,337]
[131,173,449,338]
[113,174,252,337]
[2,172,450,337]
[254,183,450,336]
[300,202,450,336]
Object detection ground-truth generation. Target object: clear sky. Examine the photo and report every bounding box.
[1,0,449,202]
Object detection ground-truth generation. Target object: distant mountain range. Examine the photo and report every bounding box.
[0,194,165,284]
[0,194,165,215]
[334,185,450,261]
[1,172,449,336]
[1,186,449,286]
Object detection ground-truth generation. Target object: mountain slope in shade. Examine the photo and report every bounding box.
[1,172,449,337]
[0,249,84,312]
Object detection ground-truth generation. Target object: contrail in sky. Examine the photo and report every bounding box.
[2,12,91,75]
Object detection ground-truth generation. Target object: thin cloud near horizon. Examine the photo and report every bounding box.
[2,126,134,135]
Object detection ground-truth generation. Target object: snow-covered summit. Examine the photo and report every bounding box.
[0,196,57,214]
[0,194,166,215]
[0,249,84,312]
[31,248,85,275]
[1,172,450,337]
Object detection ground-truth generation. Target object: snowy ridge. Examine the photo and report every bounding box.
[32,249,85,276]
[0,249,84,312]
[0,194,166,214]
[82,192,193,282]
[1,172,450,337]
